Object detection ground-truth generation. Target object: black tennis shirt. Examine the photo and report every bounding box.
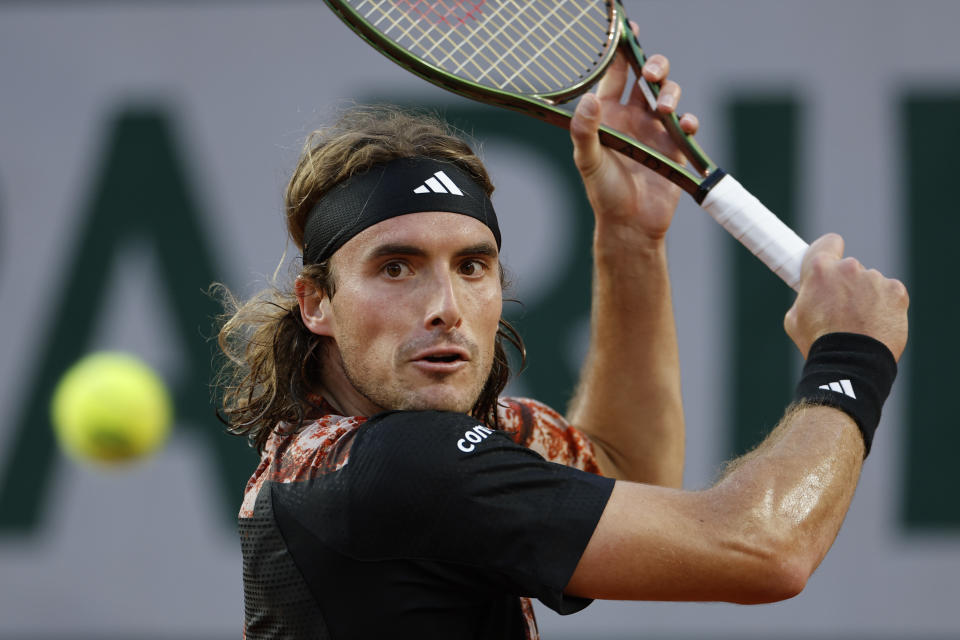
[239,409,615,639]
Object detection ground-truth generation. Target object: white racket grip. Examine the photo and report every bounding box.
[700,174,808,291]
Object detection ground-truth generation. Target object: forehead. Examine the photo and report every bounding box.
[333,211,499,262]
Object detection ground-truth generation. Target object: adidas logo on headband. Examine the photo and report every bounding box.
[413,170,464,196]
[302,157,500,265]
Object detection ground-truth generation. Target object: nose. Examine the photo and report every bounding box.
[424,270,463,331]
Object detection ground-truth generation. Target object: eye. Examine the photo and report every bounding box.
[382,261,411,278]
[459,259,487,277]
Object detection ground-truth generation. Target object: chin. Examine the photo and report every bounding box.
[401,387,479,415]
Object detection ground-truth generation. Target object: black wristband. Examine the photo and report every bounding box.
[792,332,898,458]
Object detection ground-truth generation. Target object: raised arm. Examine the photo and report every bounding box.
[566,49,698,487]
[565,234,909,602]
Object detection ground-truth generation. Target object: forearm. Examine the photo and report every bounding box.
[567,403,865,603]
[710,403,864,589]
[567,223,684,486]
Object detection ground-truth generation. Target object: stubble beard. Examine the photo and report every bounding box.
[337,339,494,415]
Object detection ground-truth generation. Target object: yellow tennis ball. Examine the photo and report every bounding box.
[51,352,173,465]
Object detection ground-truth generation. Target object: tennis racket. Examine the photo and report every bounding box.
[323,0,808,289]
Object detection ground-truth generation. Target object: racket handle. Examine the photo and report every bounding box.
[700,173,807,291]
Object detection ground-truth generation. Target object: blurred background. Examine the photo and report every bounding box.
[1,0,958,638]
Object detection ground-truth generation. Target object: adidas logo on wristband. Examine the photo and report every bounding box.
[793,332,898,458]
[818,379,857,399]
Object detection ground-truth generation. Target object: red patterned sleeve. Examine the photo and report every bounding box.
[496,397,602,475]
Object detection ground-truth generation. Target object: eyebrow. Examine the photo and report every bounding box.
[366,241,499,261]
[456,242,499,259]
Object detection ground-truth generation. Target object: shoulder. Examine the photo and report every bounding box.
[351,410,538,479]
[497,397,567,444]
[271,413,368,476]
[329,410,614,569]
[498,397,602,473]
[239,413,367,518]
[333,411,550,546]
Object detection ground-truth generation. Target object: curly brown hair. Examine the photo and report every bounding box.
[215,106,525,452]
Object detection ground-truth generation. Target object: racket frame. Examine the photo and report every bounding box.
[323,0,716,196]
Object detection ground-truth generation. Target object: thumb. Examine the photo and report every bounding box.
[801,232,844,279]
[571,93,604,176]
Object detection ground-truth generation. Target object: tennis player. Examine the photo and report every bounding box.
[219,54,908,639]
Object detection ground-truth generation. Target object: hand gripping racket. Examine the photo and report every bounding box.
[323,0,809,289]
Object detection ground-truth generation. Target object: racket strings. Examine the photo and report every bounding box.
[430,2,550,92]
[436,0,607,90]
[459,0,611,93]
[465,1,588,87]
[400,0,602,93]
[447,1,571,91]
[359,0,527,91]
[363,0,535,90]
[350,0,613,95]
[480,0,602,88]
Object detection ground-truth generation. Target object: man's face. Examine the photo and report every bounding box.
[315,211,503,415]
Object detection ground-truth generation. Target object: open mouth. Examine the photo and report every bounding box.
[412,346,470,369]
[422,354,462,363]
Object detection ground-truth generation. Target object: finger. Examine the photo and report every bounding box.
[642,53,670,84]
[801,233,845,279]
[783,304,798,340]
[657,80,681,113]
[887,277,909,306]
[570,93,604,176]
[596,52,629,103]
[678,113,699,135]
[810,233,845,259]
[838,256,864,275]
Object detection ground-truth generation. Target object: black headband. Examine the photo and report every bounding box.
[302,157,500,265]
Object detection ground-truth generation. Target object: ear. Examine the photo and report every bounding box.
[295,276,335,337]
